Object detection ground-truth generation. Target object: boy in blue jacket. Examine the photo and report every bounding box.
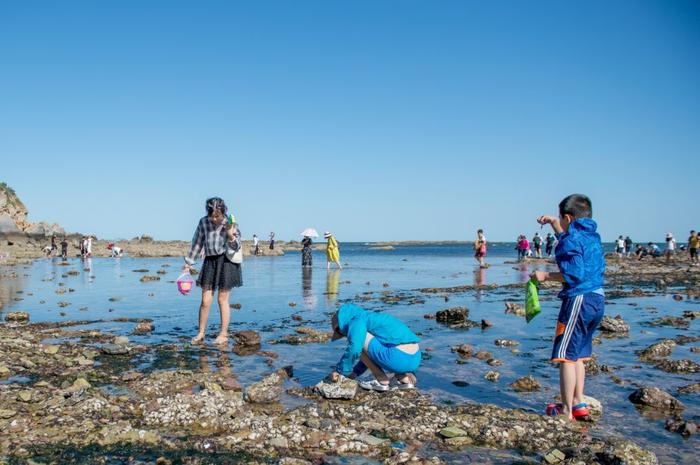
[328,303,421,391]
[532,194,605,421]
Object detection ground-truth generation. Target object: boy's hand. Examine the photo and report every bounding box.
[530,271,549,282]
[537,215,557,225]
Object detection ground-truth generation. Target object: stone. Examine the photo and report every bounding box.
[114,336,130,345]
[510,375,541,392]
[599,315,630,333]
[436,307,469,324]
[638,339,675,361]
[0,409,17,419]
[269,436,289,448]
[233,330,261,346]
[140,275,161,283]
[76,356,94,366]
[648,316,689,329]
[439,426,468,438]
[682,310,700,319]
[480,319,492,329]
[504,302,525,317]
[678,383,700,394]
[475,351,493,360]
[582,395,603,418]
[101,343,129,355]
[315,377,358,400]
[17,390,32,402]
[5,311,29,322]
[220,377,242,391]
[543,448,566,464]
[132,321,154,335]
[665,418,698,437]
[494,339,519,347]
[484,371,500,382]
[44,345,60,354]
[244,372,285,403]
[451,344,473,358]
[356,433,389,446]
[0,364,10,376]
[655,359,700,374]
[486,358,502,366]
[629,387,684,411]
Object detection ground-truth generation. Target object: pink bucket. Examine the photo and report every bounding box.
[177,272,194,295]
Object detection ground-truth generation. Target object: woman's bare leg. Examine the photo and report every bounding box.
[214,289,231,344]
[193,289,214,343]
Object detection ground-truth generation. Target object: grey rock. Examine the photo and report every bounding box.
[315,377,358,400]
[101,343,129,355]
[629,387,684,411]
[599,315,630,334]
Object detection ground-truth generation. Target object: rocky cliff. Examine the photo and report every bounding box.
[0,182,65,236]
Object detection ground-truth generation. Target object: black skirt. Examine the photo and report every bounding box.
[197,254,242,291]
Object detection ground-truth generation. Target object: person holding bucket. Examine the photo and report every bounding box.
[182,197,242,346]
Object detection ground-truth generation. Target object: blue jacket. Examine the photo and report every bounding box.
[335,303,420,376]
[554,218,605,298]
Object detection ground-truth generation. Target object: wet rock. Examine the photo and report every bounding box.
[510,375,540,392]
[675,335,700,345]
[231,302,242,310]
[665,418,698,437]
[315,377,358,400]
[638,339,676,361]
[101,343,129,355]
[132,320,154,335]
[494,339,519,347]
[599,315,630,334]
[114,336,130,345]
[57,301,70,307]
[67,377,91,393]
[436,307,469,324]
[543,448,566,464]
[356,433,389,447]
[647,316,689,329]
[475,351,493,360]
[244,371,285,403]
[220,377,242,392]
[269,327,331,344]
[452,380,469,387]
[5,311,29,322]
[480,319,492,329]
[451,344,473,358]
[682,310,700,319]
[486,358,502,366]
[233,330,261,346]
[629,387,684,411]
[504,302,525,317]
[140,275,161,282]
[655,359,700,373]
[439,426,468,438]
[678,382,700,394]
[484,371,500,382]
[582,395,603,419]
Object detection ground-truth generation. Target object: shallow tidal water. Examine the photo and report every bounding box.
[1,243,698,464]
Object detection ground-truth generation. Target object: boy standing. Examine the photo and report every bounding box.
[532,194,605,421]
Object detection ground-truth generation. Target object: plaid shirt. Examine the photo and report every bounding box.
[185,216,241,265]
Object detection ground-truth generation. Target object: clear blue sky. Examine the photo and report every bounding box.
[1,1,698,242]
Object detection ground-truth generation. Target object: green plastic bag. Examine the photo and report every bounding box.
[525,279,541,323]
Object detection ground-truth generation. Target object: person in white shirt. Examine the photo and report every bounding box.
[253,234,260,256]
[665,233,676,263]
[615,236,625,258]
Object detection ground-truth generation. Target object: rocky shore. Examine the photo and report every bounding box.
[0,318,660,465]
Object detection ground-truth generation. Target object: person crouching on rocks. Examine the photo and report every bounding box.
[328,303,420,391]
[183,197,243,346]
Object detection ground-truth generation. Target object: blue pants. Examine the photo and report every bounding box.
[352,338,421,376]
[551,292,604,362]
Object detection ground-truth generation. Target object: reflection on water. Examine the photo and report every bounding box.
[326,270,340,307]
[302,267,316,309]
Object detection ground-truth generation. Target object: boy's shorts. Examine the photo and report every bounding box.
[552,292,605,363]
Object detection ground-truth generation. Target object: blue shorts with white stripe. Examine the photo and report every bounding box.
[551,292,605,363]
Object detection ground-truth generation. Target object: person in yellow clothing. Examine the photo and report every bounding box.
[325,231,342,270]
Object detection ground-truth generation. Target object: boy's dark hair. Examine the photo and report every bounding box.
[558,194,592,219]
[205,197,227,217]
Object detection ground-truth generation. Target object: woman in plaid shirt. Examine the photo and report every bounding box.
[183,197,242,345]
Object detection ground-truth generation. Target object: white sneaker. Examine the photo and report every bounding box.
[390,378,415,390]
[358,379,390,392]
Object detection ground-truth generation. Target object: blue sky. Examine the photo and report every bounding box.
[1,1,698,242]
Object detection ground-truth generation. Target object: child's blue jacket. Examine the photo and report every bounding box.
[554,218,605,299]
[335,303,420,376]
